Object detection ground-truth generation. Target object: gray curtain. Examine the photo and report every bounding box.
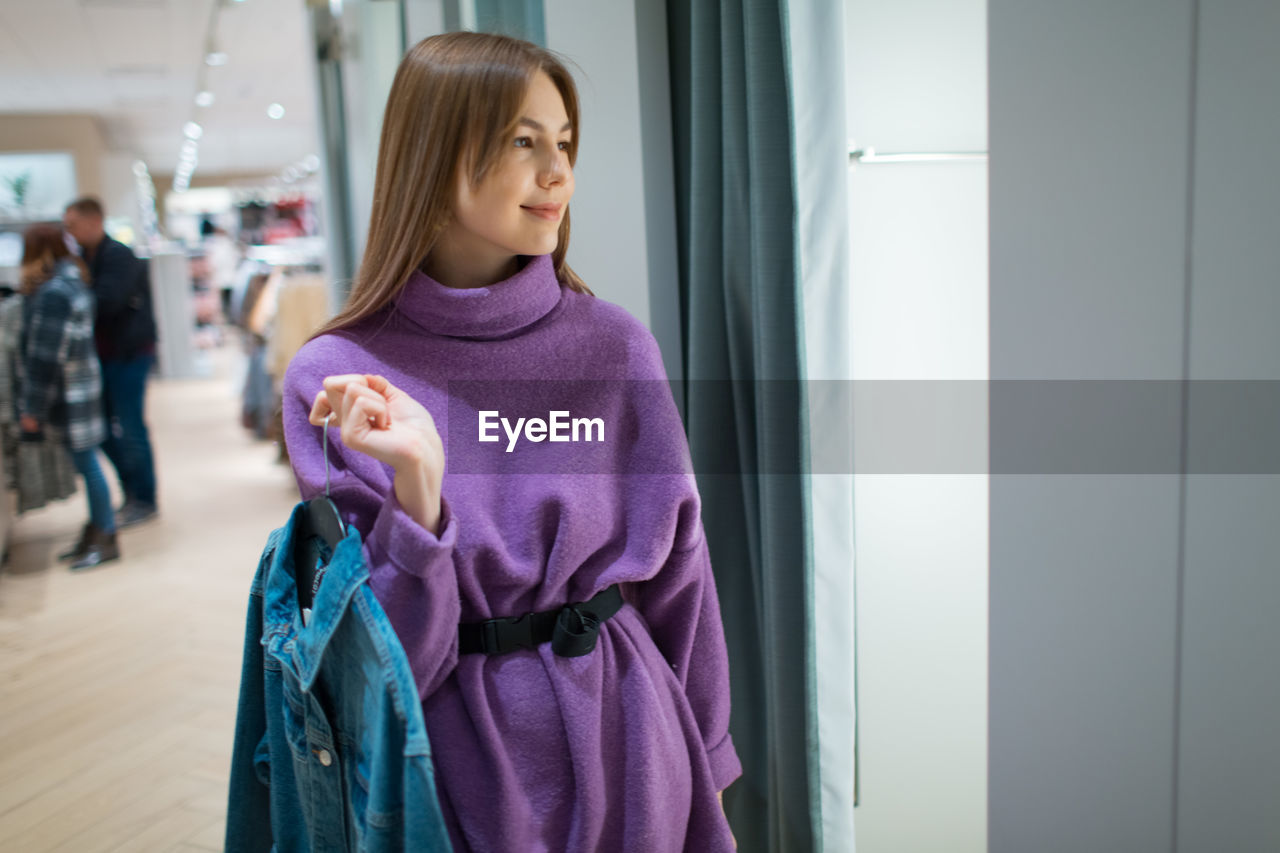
[667,1,818,850]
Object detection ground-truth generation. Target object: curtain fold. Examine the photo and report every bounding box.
[667,0,838,849]
[781,0,856,846]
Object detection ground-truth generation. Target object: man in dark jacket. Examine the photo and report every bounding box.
[63,197,159,527]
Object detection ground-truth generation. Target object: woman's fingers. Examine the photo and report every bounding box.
[306,373,443,475]
[323,374,368,422]
[308,389,334,426]
[323,374,369,393]
[309,385,373,427]
[365,372,438,431]
[340,383,390,431]
[363,374,391,396]
[311,374,382,427]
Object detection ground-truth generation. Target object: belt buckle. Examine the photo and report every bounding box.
[484,612,535,654]
[507,612,535,650]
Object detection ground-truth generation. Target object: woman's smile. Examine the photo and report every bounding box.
[521,204,562,221]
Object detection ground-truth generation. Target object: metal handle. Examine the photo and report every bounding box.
[849,146,988,164]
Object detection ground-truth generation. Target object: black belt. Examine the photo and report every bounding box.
[458,585,624,658]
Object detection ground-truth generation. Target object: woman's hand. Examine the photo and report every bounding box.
[308,374,445,534]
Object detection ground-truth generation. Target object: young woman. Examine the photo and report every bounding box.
[18,224,118,569]
[282,32,739,850]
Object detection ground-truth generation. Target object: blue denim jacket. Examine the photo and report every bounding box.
[225,502,453,852]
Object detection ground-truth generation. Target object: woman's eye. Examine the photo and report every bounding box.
[513,136,572,151]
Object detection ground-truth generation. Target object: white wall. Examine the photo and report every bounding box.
[1178,2,1280,846]
[989,2,1280,849]
[845,1,988,850]
[543,0,647,327]
[543,0,681,376]
[403,0,445,43]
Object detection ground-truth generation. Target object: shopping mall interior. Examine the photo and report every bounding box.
[0,1,333,848]
[2,1,1278,851]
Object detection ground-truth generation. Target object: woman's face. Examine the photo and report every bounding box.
[448,70,575,265]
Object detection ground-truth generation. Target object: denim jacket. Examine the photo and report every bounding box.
[225,502,453,852]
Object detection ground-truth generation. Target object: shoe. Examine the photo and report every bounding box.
[118,501,159,528]
[58,522,95,562]
[70,526,120,571]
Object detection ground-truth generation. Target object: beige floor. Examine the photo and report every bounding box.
[0,338,301,852]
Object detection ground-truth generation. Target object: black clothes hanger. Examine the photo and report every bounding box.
[294,413,346,620]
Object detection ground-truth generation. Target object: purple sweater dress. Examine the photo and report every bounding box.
[281,253,741,852]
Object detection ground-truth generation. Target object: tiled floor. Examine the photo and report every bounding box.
[0,339,299,851]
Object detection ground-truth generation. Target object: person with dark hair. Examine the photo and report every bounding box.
[63,196,159,527]
[281,32,741,851]
[18,224,119,569]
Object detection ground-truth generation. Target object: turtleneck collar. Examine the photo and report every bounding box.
[394,253,563,339]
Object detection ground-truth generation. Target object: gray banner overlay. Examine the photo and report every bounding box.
[441,380,1280,474]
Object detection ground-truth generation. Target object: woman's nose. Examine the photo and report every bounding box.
[540,153,568,186]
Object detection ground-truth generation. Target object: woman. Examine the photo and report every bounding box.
[19,224,118,569]
[283,32,740,850]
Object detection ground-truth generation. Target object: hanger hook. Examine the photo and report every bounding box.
[322,412,334,497]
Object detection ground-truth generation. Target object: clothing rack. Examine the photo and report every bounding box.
[245,239,326,271]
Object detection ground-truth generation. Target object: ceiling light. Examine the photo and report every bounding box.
[195,91,215,107]
[205,52,228,67]
[266,103,285,120]
[184,121,203,139]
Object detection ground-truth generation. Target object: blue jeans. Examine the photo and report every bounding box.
[100,354,157,507]
[69,447,115,533]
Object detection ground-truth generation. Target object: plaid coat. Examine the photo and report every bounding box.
[19,260,106,452]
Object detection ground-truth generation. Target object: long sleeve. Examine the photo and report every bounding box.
[629,506,742,792]
[90,241,140,322]
[623,332,743,793]
[281,343,463,699]
[20,286,70,423]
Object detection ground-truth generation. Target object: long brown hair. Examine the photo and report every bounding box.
[21,223,89,295]
[312,31,592,340]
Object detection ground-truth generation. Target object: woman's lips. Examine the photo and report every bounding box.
[521,206,561,221]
